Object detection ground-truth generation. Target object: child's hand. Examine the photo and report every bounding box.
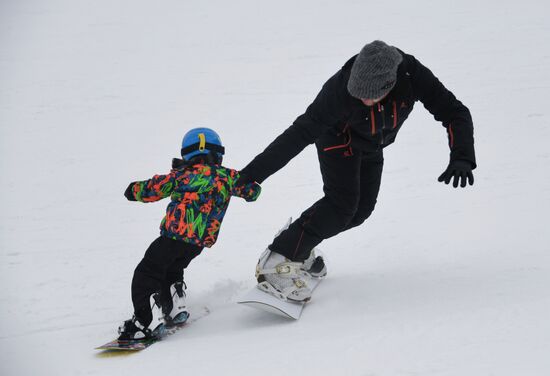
[124,182,138,201]
[235,173,255,187]
[233,172,261,202]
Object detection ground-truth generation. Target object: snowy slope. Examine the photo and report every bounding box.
[1,0,549,375]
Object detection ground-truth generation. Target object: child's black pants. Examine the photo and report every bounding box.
[131,236,202,326]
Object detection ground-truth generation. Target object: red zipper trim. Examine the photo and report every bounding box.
[370,107,376,135]
[448,123,454,148]
[392,101,397,129]
[292,208,316,259]
[323,124,351,151]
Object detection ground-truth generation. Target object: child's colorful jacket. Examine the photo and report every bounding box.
[128,160,261,248]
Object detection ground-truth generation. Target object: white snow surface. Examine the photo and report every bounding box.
[1,0,549,375]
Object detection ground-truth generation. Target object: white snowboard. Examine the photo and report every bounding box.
[237,277,323,320]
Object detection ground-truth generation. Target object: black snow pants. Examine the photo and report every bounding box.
[131,236,202,326]
[270,141,384,262]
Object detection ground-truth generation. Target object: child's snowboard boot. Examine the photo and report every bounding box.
[118,293,165,340]
[163,281,190,327]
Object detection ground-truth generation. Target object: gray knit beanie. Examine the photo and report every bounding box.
[347,40,403,99]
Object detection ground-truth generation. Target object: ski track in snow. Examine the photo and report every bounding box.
[1,0,550,375]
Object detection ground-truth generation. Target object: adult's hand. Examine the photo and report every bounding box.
[438,160,474,188]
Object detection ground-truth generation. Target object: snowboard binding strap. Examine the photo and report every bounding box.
[256,261,305,279]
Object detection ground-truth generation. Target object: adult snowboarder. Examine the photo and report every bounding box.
[239,40,476,302]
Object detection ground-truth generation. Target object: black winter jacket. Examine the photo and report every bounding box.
[242,50,476,184]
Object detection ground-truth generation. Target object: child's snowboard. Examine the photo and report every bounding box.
[96,307,209,354]
[237,277,323,320]
[97,336,160,352]
[96,313,189,353]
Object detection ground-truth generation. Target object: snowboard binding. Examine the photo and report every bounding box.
[255,249,313,302]
[118,293,166,341]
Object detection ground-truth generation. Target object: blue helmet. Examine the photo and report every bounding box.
[180,127,225,162]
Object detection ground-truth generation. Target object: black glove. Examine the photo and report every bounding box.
[124,182,138,201]
[438,160,474,188]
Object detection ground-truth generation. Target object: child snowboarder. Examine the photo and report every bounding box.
[118,127,261,340]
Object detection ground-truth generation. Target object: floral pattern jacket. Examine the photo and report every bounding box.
[128,162,261,248]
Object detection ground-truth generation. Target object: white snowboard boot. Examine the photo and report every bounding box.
[302,248,327,278]
[118,293,165,340]
[255,249,312,302]
[163,281,189,327]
